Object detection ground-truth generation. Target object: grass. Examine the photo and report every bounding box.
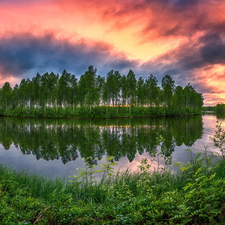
[1,147,225,224]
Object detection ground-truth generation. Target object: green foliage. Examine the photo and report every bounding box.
[1,145,225,224]
[210,121,225,156]
[0,66,203,119]
[69,157,98,186]
[216,103,225,114]
[69,156,118,186]
[98,156,118,176]
[202,106,216,111]
[173,146,224,224]
[0,120,223,224]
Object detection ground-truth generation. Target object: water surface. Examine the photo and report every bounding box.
[0,115,221,178]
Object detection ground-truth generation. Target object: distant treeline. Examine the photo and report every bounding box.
[215,104,225,114]
[0,65,203,118]
[203,104,225,114]
[202,106,216,111]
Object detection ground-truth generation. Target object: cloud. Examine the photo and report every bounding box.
[1,0,225,105]
[0,0,49,2]
[135,26,225,96]
[54,0,225,45]
[163,32,225,72]
[200,33,225,65]
[0,32,139,81]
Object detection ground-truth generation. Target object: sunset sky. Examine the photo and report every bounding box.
[1,0,225,106]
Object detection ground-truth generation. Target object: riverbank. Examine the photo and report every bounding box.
[0,105,202,120]
[1,151,225,224]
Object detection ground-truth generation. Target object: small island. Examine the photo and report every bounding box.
[0,66,203,119]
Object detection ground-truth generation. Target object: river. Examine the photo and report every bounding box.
[0,114,222,178]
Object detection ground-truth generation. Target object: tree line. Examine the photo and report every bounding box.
[0,65,204,118]
[215,104,225,114]
[203,104,225,114]
[202,106,216,111]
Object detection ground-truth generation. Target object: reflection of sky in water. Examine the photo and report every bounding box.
[0,145,84,178]
[108,115,221,173]
[0,115,222,178]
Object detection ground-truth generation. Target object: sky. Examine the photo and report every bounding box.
[1,0,225,106]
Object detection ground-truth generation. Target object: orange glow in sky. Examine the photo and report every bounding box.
[1,0,225,105]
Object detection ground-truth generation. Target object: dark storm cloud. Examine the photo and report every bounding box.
[107,59,138,71]
[178,32,225,71]
[138,29,225,93]
[151,31,225,72]
[200,33,225,65]
[0,32,138,79]
[172,0,200,7]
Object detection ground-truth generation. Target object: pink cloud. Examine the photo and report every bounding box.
[1,0,225,105]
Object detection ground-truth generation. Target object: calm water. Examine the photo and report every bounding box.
[0,114,222,178]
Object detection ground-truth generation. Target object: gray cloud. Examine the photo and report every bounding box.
[137,30,225,93]
[1,27,225,96]
[0,32,139,79]
[169,32,225,72]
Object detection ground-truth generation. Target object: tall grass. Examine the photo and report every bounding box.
[1,155,225,224]
[1,132,225,223]
[0,161,189,206]
[0,165,73,202]
[0,152,221,205]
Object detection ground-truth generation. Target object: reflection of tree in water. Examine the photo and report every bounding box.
[1,136,12,150]
[0,119,13,150]
[0,116,203,164]
[216,113,225,120]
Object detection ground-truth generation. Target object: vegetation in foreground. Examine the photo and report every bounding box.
[1,125,225,224]
[1,151,225,224]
